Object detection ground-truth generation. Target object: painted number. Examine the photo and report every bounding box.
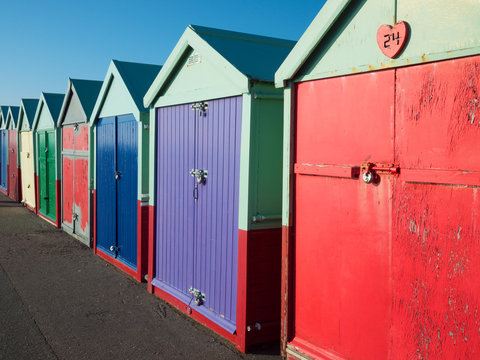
[383,32,400,49]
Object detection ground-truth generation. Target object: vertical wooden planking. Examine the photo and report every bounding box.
[116,114,138,269]
[46,131,56,220]
[20,132,35,208]
[8,130,18,200]
[0,130,7,191]
[96,117,116,255]
[195,96,242,329]
[154,104,195,302]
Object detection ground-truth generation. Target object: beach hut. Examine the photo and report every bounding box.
[32,92,64,227]
[5,106,20,201]
[58,78,102,246]
[0,106,9,194]
[90,60,161,281]
[275,1,480,359]
[18,99,39,211]
[143,25,295,352]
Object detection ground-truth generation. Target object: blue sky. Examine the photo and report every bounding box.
[0,0,326,105]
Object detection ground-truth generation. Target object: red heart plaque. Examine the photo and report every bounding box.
[377,21,409,58]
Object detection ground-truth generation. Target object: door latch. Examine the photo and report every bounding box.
[189,287,206,306]
[189,169,207,184]
[73,213,79,221]
[115,171,121,180]
[109,245,119,258]
[361,162,400,184]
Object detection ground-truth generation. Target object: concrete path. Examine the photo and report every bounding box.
[0,193,280,360]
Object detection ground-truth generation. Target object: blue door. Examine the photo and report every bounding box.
[0,130,8,191]
[96,114,138,269]
[154,97,242,333]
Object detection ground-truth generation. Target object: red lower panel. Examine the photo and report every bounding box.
[137,200,149,282]
[37,212,57,227]
[0,188,7,195]
[55,180,61,228]
[92,189,97,251]
[237,228,282,352]
[35,175,39,214]
[281,225,294,358]
[147,205,156,293]
[150,227,281,353]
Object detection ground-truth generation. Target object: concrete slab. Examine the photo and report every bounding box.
[0,193,280,360]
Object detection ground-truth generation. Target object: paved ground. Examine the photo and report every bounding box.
[0,193,280,360]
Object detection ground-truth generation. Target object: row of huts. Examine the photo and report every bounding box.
[2,1,480,359]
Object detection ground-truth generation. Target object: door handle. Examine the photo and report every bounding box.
[115,171,121,180]
[189,169,208,184]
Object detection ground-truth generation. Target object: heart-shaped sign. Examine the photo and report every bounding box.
[377,21,409,58]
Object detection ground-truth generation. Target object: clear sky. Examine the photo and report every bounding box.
[0,0,326,105]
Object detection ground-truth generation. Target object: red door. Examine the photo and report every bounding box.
[294,70,395,359]
[292,56,480,360]
[8,130,18,201]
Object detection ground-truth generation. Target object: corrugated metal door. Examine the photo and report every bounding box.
[294,71,395,359]
[96,115,138,269]
[154,97,242,333]
[0,130,7,190]
[8,130,18,200]
[20,132,35,208]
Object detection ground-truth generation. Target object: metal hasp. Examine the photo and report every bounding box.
[191,102,208,117]
[360,161,400,184]
[188,287,206,306]
[189,168,208,184]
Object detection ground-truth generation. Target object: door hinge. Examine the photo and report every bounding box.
[191,102,208,117]
[189,287,206,306]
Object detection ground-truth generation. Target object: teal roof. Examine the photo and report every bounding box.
[43,93,65,122]
[113,60,162,112]
[8,106,20,127]
[0,106,9,127]
[70,79,103,118]
[21,99,40,128]
[190,25,296,82]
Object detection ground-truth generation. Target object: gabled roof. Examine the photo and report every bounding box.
[18,99,40,130]
[57,78,103,126]
[6,106,20,128]
[144,24,296,107]
[0,106,10,129]
[90,60,162,124]
[32,92,65,131]
[275,0,350,87]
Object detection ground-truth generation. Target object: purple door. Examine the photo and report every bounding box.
[154,97,242,333]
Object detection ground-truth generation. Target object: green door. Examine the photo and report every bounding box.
[38,131,56,221]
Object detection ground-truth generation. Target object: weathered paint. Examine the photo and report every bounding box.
[8,129,19,201]
[284,55,480,360]
[275,0,480,86]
